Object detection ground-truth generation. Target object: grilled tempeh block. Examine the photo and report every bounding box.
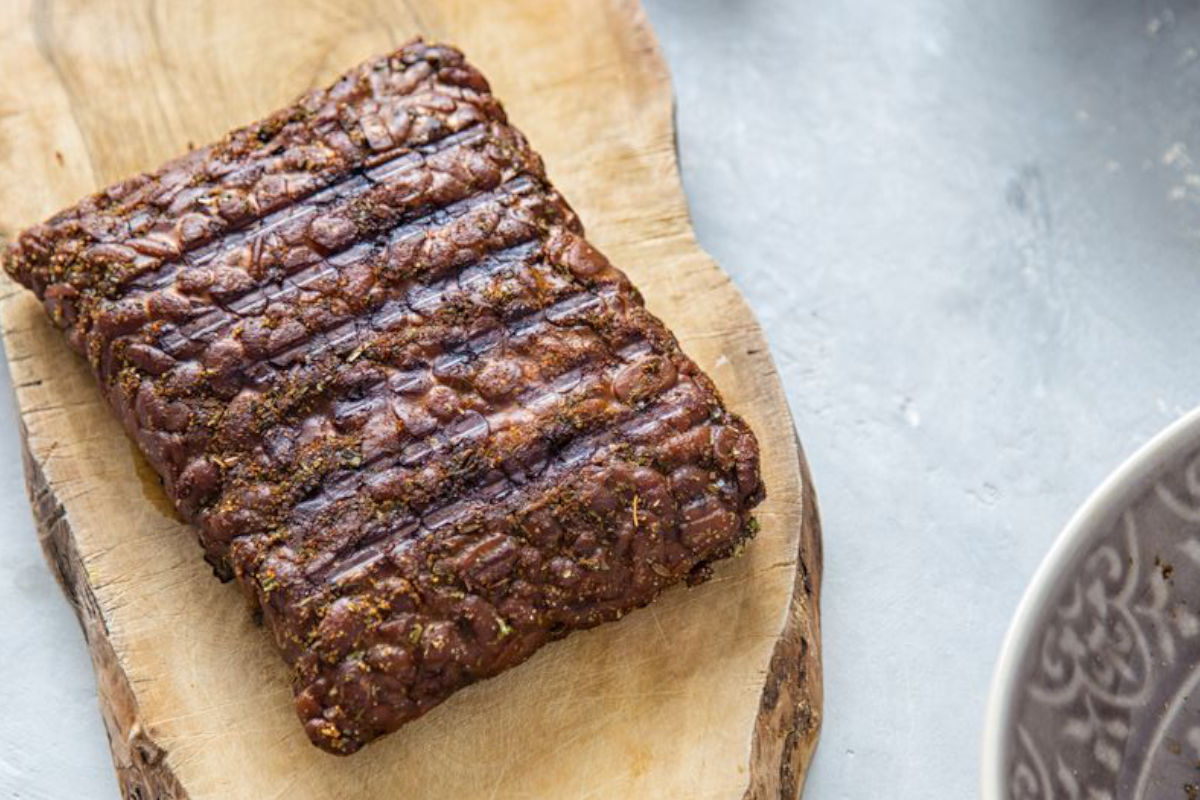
[4,41,763,754]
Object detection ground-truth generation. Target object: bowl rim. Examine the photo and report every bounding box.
[980,403,1200,799]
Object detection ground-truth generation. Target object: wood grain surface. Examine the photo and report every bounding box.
[0,1,822,797]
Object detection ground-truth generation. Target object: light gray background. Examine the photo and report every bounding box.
[4,0,1200,797]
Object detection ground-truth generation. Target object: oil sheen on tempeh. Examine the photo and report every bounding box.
[4,41,763,754]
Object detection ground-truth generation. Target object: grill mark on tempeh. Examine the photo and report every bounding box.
[11,53,500,300]
[290,330,663,570]
[187,238,552,502]
[197,273,637,554]
[120,122,496,298]
[87,154,542,396]
[303,376,712,588]
[173,205,596,463]
[215,264,631,469]
[146,174,539,363]
[167,208,560,501]
[88,185,555,521]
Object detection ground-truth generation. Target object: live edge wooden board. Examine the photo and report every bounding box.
[0,1,822,798]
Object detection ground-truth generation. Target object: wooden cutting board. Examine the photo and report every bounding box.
[0,1,822,797]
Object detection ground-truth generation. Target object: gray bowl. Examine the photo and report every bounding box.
[984,409,1200,800]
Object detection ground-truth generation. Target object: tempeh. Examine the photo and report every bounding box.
[4,40,763,755]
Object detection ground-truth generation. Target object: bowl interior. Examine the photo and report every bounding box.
[984,408,1200,800]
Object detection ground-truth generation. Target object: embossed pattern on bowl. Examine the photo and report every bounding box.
[984,409,1200,800]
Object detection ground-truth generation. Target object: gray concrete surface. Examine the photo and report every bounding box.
[4,0,1200,797]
